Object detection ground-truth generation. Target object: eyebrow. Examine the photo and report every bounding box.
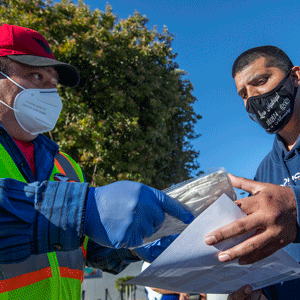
[237,72,271,97]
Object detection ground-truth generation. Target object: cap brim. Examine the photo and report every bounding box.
[7,55,80,87]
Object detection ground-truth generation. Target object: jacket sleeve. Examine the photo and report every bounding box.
[86,239,140,275]
[0,178,88,264]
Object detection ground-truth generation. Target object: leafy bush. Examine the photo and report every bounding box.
[0,0,202,189]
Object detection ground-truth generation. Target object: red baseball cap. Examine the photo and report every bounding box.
[0,24,80,87]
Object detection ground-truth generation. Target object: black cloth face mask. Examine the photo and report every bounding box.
[246,70,298,134]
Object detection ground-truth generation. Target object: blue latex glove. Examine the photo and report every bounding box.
[134,234,179,262]
[84,181,194,248]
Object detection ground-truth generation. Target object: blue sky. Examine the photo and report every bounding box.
[73,0,300,193]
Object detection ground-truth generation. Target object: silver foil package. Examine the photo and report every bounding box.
[142,168,237,245]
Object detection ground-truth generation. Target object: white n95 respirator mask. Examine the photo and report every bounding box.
[0,71,62,135]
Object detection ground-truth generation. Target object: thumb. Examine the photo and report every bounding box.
[163,194,194,224]
[228,174,264,195]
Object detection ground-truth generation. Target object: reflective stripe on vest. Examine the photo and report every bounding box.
[52,152,85,183]
[0,144,88,300]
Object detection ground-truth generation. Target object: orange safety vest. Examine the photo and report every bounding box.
[0,145,88,300]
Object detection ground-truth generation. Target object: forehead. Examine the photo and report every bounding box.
[234,57,265,83]
[234,57,284,88]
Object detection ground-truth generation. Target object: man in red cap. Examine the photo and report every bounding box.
[0,24,193,299]
[0,24,80,141]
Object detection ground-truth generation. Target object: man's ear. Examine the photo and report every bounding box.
[291,66,300,87]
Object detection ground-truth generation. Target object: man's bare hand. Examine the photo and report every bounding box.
[205,174,297,264]
[228,286,266,300]
[179,293,190,300]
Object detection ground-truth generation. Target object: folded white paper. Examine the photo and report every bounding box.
[129,194,300,294]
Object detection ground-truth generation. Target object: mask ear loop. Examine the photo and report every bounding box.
[0,99,18,112]
[290,69,299,98]
[0,71,58,99]
[0,71,25,112]
[0,71,26,91]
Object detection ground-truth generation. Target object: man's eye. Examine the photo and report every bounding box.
[241,92,247,100]
[257,78,267,85]
[33,73,42,80]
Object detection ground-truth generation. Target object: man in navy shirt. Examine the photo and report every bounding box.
[205,46,300,299]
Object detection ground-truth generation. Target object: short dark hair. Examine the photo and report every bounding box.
[232,45,294,78]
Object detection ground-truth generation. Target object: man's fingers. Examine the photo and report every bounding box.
[227,285,253,300]
[217,229,275,263]
[228,287,265,300]
[205,213,264,246]
[228,174,265,195]
[238,239,283,265]
[234,195,260,215]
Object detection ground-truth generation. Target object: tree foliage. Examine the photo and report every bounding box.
[115,275,135,293]
[0,0,202,189]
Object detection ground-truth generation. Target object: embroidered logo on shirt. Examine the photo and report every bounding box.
[282,172,300,186]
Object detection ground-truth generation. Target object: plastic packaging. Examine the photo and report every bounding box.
[143,168,237,244]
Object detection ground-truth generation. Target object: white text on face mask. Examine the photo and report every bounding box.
[266,93,280,112]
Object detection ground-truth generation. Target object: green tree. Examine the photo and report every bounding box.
[115,275,134,293]
[0,0,202,189]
